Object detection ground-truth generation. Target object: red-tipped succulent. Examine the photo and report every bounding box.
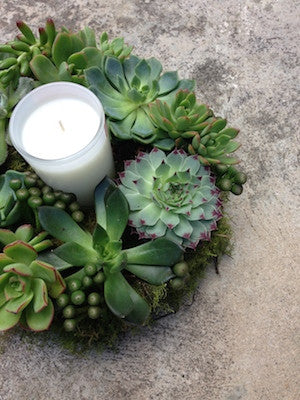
[0,239,65,331]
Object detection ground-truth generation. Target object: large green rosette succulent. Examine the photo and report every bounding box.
[118,148,222,249]
[38,177,183,326]
[0,239,65,331]
[85,55,195,145]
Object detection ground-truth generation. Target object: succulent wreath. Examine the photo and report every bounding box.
[0,20,246,348]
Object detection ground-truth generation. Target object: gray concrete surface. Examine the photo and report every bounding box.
[0,1,299,399]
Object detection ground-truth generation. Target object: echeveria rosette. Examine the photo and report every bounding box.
[0,240,66,331]
[38,177,183,326]
[85,55,195,145]
[149,89,241,165]
[118,148,222,249]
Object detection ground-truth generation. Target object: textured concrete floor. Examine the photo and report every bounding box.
[0,1,299,399]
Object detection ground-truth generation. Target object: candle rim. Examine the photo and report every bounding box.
[9,82,106,164]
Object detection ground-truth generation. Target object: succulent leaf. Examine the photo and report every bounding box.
[38,206,92,247]
[126,264,174,285]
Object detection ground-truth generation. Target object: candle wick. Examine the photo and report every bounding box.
[59,120,65,132]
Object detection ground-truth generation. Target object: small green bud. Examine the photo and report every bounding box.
[84,264,97,276]
[59,192,75,204]
[233,172,247,185]
[170,277,184,290]
[93,271,105,285]
[54,200,66,210]
[82,276,93,288]
[41,185,52,194]
[215,164,228,175]
[218,178,232,191]
[71,290,85,305]
[43,192,56,205]
[53,190,63,199]
[88,306,101,319]
[62,305,75,319]
[15,188,29,201]
[24,176,37,188]
[231,184,243,195]
[56,293,69,308]
[87,292,101,306]
[69,201,80,212]
[173,261,189,277]
[9,178,22,191]
[72,210,84,223]
[36,179,44,188]
[28,187,41,197]
[67,278,81,292]
[63,319,76,332]
[27,196,43,208]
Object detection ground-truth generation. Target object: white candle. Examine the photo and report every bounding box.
[9,82,115,206]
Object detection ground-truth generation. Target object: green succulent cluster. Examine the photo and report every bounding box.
[119,148,222,249]
[214,164,247,195]
[0,169,84,229]
[0,238,65,331]
[85,55,194,144]
[148,90,240,163]
[0,19,57,87]
[0,19,132,87]
[38,177,183,328]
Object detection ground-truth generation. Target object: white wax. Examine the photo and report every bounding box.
[22,98,100,160]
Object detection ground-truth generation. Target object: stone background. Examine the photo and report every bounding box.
[0,1,298,399]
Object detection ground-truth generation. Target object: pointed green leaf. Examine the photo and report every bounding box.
[30,260,56,283]
[39,206,92,247]
[93,224,110,249]
[52,33,84,67]
[32,278,48,313]
[30,55,60,83]
[54,241,98,266]
[104,272,134,318]
[94,176,117,229]
[5,290,33,314]
[3,262,32,277]
[25,299,54,331]
[126,264,174,285]
[125,238,182,266]
[3,241,37,265]
[0,229,17,246]
[0,304,21,330]
[105,187,129,241]
[158,71,179,95]
[15,224,33,242]
[37,251,72,272]
[124,283,150,325]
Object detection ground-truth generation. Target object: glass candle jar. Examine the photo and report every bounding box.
[9,82,115,206]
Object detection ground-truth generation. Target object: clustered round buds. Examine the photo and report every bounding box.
[10,171,85,223]
[214,165,247,195]
[57,264,106,332]
[170,261,190,290]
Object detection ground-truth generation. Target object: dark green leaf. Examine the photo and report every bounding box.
[54,241,98,266]
[104,272,134,318]
[125,238,182,266]
[39,206,92,247]
[126,264,174,285]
